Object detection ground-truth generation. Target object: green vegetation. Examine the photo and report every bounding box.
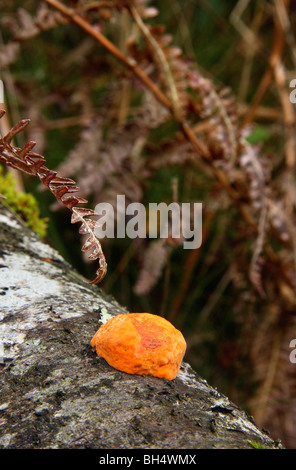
[0,166,48,237]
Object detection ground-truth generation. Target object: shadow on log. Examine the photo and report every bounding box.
[0,202,281,449]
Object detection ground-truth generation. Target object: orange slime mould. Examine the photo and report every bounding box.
[91,312,187,380]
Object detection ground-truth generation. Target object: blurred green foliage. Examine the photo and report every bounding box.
[0,166,48,237]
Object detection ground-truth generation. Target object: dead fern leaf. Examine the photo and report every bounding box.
[0,110,107,284]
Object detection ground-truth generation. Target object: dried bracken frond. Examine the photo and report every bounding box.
[54,87,171,206]
[1,4,66,41]
[134,238,171,295]
[247,310,296,449]
[0,42,20,69]
[0,110,107,284]
[188,72,240,167]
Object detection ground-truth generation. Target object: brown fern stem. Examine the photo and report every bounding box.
[43,0,172,110]
[41,1,264,298]
[44,0,255,224]
[41,6,218,162]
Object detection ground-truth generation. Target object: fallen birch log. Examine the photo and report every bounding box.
[0,202,280,449]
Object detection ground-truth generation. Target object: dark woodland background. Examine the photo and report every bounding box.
[0,0,296,448]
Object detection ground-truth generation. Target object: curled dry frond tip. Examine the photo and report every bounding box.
[0,110,107,284]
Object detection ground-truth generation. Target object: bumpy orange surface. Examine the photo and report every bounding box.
[91,313,187,380]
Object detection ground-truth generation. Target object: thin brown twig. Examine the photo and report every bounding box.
[129,4,181,120]
[243,6,285,127]
[272,1,296,170]
[43,0,173,112]
[42,0,266,243]
[168,210,214,323]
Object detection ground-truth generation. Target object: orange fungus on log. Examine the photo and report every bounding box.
[90,313,187,380]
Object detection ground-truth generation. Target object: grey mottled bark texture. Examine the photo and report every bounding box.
[0,201,280,449]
